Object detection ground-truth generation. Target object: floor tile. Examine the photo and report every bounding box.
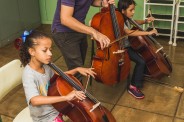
[101,102,115,111]
[0,86,27,118]
[117,81,181,116]
[0,43,19,67]
[152,63,184,88]
[174,118,184,122]
[87,79,127,105]
[112,105,173,122]
[176,92,184,119]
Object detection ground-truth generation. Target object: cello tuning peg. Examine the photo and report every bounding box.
[90,102,101,112]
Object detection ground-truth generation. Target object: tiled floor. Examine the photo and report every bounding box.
[0,25,184,122]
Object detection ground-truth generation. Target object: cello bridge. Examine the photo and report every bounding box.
[155,47,163,53]
[113,49,125,54]
[90,102,101,112]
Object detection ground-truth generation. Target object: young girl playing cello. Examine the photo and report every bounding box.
[19,30,96,122]
[118,0,157,99]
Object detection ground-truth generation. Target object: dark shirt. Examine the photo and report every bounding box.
[52,0,94,32]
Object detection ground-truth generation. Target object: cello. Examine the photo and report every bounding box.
[127,17,172,79]
[47,63,116,122]
[91,4,131,85]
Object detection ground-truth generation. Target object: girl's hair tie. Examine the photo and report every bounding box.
[21,30,32,42]
[14,30,32,50]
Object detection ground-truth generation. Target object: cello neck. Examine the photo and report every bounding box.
[109,4,121,38]
[48,63,82,91]
[127,17,144,31]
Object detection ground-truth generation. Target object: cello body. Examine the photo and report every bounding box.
[128,18,172,79]
[91,7,130,85]
[48,63,116,122]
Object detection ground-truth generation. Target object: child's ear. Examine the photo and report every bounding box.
[29,48,35,56]
[121,9,125,14]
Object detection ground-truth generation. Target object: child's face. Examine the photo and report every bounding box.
[29,37,52,65]
[122,4,135,18]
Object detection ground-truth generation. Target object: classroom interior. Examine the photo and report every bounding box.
[1,0,184,122]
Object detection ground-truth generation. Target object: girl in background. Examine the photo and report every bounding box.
[118,0,157,99]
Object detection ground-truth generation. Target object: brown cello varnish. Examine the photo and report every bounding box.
[48,63,116,122]
[127,17,172,79]
[91,5,131,85]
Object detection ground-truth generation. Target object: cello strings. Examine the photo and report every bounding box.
[82,76,100,103]
[50,63,83,90]
[110,29,138,46]
[110,5,120,39]
[147,1,159,38]
[84,75,90,93]
[49,63,100,103]
[128,17,162,48]
[144,77,183,93]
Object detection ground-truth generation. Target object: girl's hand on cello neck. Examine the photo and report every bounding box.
[65,67,96,78]
[145,16,155,24]
[148,29,158,36]
[77,67,96,78]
